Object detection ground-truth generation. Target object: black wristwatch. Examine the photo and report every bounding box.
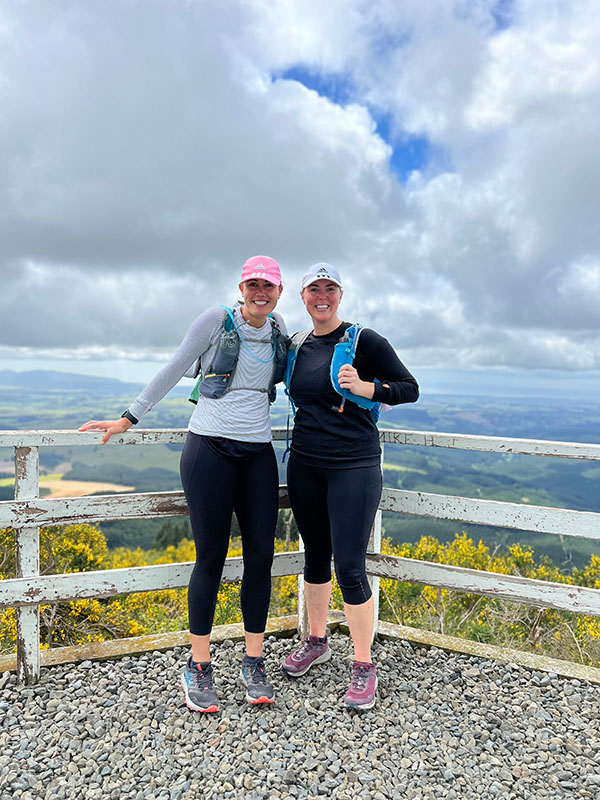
[121,410,139,425]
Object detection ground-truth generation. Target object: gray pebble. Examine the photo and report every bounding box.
[1,634,599,800]
[284,768,296,783]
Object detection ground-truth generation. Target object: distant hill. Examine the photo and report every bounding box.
[0,369,143,393]
[383,393,600,444]
[0,369,188,398]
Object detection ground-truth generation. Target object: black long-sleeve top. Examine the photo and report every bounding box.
[289,322,419,468]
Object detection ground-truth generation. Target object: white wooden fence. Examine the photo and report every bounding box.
[1,427,599,685]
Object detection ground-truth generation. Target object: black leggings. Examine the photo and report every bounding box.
[180,433,278,636]
[287,455,382,605]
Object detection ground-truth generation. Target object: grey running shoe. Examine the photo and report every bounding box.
[281,635,331,677]
[181,657,219,713]
[344,661,377,710]
[239,657,274,705]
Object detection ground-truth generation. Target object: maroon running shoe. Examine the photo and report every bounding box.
[344,661,377,710]
[281,635,331,677]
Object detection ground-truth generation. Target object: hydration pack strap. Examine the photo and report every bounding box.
[220,305,277,365]
[282,329,311,462]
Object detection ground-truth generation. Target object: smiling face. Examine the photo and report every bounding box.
[239,278,283,326]
[301,279,343,333]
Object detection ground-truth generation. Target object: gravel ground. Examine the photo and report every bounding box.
[1,632,600,800]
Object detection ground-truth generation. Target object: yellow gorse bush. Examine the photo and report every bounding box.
[1,524,600,666]
[379,534,600,665]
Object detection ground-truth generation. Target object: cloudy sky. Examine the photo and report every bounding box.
[1,0,599,389]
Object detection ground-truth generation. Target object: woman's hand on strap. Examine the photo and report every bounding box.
[337,364,375,400]
[78,418,133,445]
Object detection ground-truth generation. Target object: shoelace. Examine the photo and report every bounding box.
[248,658,267,684]
[193,662,214,691]
[350,666,370,691]
[296,637,319,658]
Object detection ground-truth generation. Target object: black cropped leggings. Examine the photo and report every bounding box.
[180,433,278,636]
[287,455,383,605]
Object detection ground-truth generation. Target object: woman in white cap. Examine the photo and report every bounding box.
[80,256,288,713]
[281,263,418,710]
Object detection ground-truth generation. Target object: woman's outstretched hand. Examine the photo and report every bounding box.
[78,418,133,445]
[337,365,375,400]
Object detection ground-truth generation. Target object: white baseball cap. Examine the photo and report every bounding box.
[301,262,343,290]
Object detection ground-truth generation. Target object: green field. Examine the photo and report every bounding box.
[1,373,598,563]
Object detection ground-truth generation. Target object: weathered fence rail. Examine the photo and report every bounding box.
[1,427,600,685]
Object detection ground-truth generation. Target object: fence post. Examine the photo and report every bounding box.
[297,536,309,639]
[14,446,41,685]
[367,443,383,641]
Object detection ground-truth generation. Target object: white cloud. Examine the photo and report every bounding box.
[0,0,599,375]
[466,7,600,130]
[557,259,600,327]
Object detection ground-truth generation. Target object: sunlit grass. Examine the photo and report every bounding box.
[383,463,427,474]
[0,472,64,487]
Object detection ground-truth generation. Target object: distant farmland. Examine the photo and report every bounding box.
[0,474,135,499]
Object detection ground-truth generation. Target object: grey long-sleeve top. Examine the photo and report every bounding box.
[128,304,287,443]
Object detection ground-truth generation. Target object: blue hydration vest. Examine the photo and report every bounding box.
[284,323,381,422]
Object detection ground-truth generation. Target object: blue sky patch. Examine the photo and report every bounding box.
[491,0,514,31]
[274,67,354,106]
[273,67,435,182]
[372,113,432,181]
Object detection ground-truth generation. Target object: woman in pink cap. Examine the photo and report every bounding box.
[80,256,287,713]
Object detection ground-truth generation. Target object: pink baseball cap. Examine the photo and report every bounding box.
[240,255,282,286]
